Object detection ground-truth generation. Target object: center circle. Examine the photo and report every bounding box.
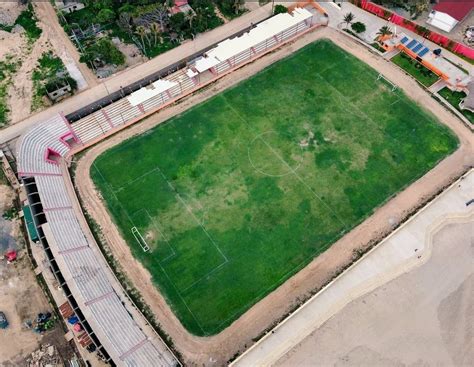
[247,130,305,177]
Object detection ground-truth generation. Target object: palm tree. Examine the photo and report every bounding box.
[343,12,355,28]
[135,25,147,51]
[376,25,392,40]
[149,22,162,46]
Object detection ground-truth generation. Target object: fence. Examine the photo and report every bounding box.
[359,0,474,60]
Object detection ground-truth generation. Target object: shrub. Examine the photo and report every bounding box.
[273,5,288,15]
[15,3,42,43]
[95,8,116,24]
[351,21,366,34]
[81,38,125,66]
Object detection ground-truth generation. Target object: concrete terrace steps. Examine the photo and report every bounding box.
[17,113,179,367]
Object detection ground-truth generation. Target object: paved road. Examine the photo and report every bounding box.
[231,171,473,366]
[0,3,272,145]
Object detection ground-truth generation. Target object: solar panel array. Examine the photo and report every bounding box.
[401,36,430,58]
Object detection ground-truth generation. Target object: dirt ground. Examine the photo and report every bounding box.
[276,220,473,366]
[73,26,474,366]
[114,39,146,68]
[0,179,74,366]
[0,2,95,126]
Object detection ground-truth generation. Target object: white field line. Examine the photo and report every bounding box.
[93,163,206,333]
[221,97,348,229]
[144,209,177,262]
[155,166,229,263]
[314,70,431,149]
[114,167,161,193]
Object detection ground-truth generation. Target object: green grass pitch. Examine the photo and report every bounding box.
[91,39,457,336]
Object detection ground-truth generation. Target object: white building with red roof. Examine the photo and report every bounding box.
[427,1,473,32]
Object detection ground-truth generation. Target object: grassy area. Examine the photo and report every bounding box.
[438,87,474,124]
[391,52,439,87]
[16,4,42,43]
[214,0,247,19]
[31,51,77,111]
[0,4,42,43]
[457,53,474,66]
[92,40,457,336]
[0,56,21,127]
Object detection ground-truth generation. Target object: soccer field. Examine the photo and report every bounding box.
[91,39,457,336]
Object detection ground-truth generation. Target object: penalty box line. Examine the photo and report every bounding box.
[94,164,206,333]
[313,70,413,153]
[155,166,229,264]
[93,163,205,333]
[210,230,346,334]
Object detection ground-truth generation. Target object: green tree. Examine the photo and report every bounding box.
[273,5,288,15]
[169,12,189,38]
[95,8,116,24]
[149,22,162,46]
[351,21,366,34]
[343,12,355,28]
[80,38,125,66]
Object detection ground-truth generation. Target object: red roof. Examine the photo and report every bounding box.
[174,0,188,6]
[433,1,473,21]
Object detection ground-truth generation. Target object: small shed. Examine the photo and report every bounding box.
[55,1,85,14]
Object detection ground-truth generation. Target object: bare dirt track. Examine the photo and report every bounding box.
[73,27,474,366]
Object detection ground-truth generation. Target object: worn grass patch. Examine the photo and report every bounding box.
[91,39,458,336]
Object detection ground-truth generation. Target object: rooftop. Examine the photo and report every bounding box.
[433,1,473,21]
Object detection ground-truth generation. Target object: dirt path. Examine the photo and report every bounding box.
[73,27,474,366]
[33,2,96,89]
[6,34,50,123]
[214,7,229,24]
[0,3,273,143]
[276,218,473,367]
[6,2,96,124]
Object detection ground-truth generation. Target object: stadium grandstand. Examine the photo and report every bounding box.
[16,7,324,366]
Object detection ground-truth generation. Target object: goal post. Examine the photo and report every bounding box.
[377,73,398,92]
[131,226,150,252]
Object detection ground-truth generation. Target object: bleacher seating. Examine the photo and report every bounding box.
[16,9,319,365]
[17,114,178,367]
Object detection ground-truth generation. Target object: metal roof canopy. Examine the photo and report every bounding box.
[192,7,312,74]
[127,79,177,106]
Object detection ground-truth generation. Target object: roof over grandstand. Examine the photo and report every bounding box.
[193,7,312,73]
[433,1,473,21]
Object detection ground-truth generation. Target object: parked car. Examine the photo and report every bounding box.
[0,312,8,329]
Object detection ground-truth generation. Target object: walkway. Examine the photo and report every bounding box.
[0,3,273,144]
[319,1,473,74]
[232,170,474,366]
